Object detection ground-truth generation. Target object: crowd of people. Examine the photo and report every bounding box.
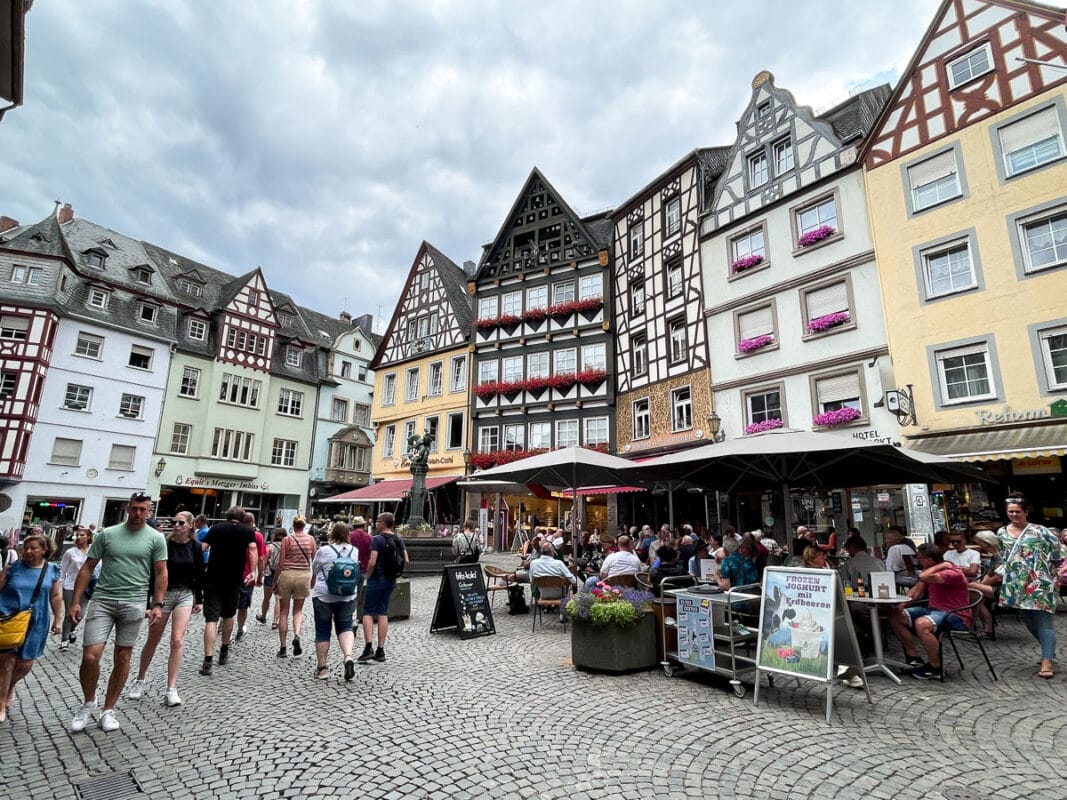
[0,496,409,731]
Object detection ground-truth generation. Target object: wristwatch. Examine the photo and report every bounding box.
[152,601,164,609]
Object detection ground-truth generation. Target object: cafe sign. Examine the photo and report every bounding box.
[1012,456,1061,476]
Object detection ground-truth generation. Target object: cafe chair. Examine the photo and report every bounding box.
[936,588,997,683]
[604,573,638,589]
[483,565,514,608]
[634,573,652,592]
[531,576,572,632]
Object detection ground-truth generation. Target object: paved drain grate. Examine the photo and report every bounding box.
[942,788,983,800]
[74,770,144,800]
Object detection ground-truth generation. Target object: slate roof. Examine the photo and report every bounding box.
[819,84,894,144]
[1,213,74,261]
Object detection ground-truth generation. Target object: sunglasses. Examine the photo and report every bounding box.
[174,520,188,526]
[130,492,152,503]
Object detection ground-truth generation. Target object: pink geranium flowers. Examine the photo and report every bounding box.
[738,334,774,353]
[797,225,836,247]
[807,311,849,333]
[813,407,861,426]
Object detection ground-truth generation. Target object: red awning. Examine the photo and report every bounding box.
[559,485,647,498]
[320,475,459,503]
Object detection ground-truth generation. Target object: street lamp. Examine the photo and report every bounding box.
[706,412,726,444]
[462,448,472,475]
[154,457,166,477]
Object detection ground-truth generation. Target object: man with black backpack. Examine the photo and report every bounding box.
[452,520,480,564]
[357,512,408,664]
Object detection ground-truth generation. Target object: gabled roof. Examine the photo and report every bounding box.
[858,0,1067,166]
[1,212,73,261]
[474,167,607,281]
[819,84,894,144]
[614,146,731,218]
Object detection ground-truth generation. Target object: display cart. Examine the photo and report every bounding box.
[660,578,766,698]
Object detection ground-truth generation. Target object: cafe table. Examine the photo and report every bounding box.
[845,593,911,685]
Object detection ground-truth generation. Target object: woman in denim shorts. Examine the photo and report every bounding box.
[309,522,358,682]
[126,511,204,707]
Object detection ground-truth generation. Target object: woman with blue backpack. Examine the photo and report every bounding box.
[309,522,360,682]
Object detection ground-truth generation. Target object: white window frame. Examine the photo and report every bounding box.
[271,438,298,468]
[179,366,200,398]
[630,279,645,316]
[10,265,42,285]
[921,239,977,299]
[579,275,601,301]
[745,386,784,427]
[555,419,579,449]
[554,348,577,375]
[584,417,609,447]
[773,137,794,174]
[449,357,466,393]
[671,386,693,432]
[50,437,82,466]
[118,393,144,419]
[668,318,688,364]
[139,303,158,324]
[107,444,136,471]
[405,368,420,402]
[529,422,552,450]
[935,344,996,405]
[170,423,191,455]
[526,285,547,312]
[285,346,302,368]
[331,397,348,422]
[218,373,261,408]
[382,373,396,406]
[998,105,1065,178]
[478,426,499,452]
[664,196,682,237]
[187,318,207,341]
[632,398,650,440]
[428,361,443,396]
[128,345,153,370]
[552,280,575,305]
[446,412,464,450]
[88,288,110,310]
[502,355,523,383]
[632,335,648,377]
[1038,325,1067,391]
[527,352,549,379]
[947,42,993,89]
[501,291,521,317]
[211,428,255,462]
[74,332,103,359]
[478,296,498,320]
[478,359,498,384]
[277,388,303,417]
[629,224,644,259]
[812,369,866,419]
[503,423,525,451]
[666,259,683,297]
[63,384,92,411]
[383,424,396,458]
[581,343,606,372]
[795,196,839,239]
[1017,206,1067,275]
[748,151,769,187]
[907,149,962,212]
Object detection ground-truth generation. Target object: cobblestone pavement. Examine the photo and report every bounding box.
[2,552,1064,800]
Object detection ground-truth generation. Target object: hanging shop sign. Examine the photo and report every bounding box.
[1012,456,1061,476]
[175,475,269,492]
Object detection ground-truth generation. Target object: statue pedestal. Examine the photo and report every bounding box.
[406,462,429,527]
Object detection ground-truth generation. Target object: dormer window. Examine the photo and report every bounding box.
[88,288,110,310]
[84,250,106,269]
[947,42,993,90]
[285,346,302,367]
[134,268,152,285]
[248,289,260,305]
[756,101,772,121]
[139,303,158,324]
[279,312,294,327]
[176,277,203,297]
[188,318,207,341]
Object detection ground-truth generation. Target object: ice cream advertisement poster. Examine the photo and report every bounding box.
[756,568,836,681]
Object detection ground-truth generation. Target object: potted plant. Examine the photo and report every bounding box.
[473,382,501,401]
[744,417,784,435]
[576,368,608,391]
[730,254,764,274]
[573,297,604,321]
[797,225,836,248]
[548,302,575,326]
[524,375,550,400]
[500,379,523,402]
[813,407,862,426]
[523,306,548,331]
[567,583,658,673]
[737,334,773,354]
[497,313,521,336]
[547,372,578,396]
[806,311,849,334]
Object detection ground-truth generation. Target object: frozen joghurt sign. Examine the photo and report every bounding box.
[757,568,836,681]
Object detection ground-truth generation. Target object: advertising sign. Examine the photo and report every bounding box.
[673,591,717,672]
[756,567,835,681]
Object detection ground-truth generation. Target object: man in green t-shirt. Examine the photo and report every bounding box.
[68,492,167,733]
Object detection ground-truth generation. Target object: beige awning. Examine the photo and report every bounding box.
[905,422,1067,462]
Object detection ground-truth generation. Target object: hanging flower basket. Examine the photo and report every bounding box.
[473,382,502,401]
[499,315,521,336]
[500,381,523,402]
[524,376,550,400]
[738,334,774,353]
[576,368,608,391]
[523,307,548,331]
[548,302,575,325]
[813,407,862,426]
[797,225,836,247]
[730,254,764,274]
[574,297,604,321]
[807,311,850,334]
[546,373,577,392]
[744,418,784,435]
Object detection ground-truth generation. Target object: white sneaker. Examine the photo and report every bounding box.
[165,687,182,707]
[59,640,69,651]
[844,675,865,689]
[70,701,95,732]
[99,709,120,732]
[127,679,145,700]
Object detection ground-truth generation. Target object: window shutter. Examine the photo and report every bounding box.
[817,372,861,405]
[806,283,849,319]
[908,150,956,188]
[999,107,1058,153]
[738,307,773,339]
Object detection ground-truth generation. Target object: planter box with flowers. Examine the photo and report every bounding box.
[576,368,608,394]
[797,225,837,249]
[522,306,549,332]
[567,583,658,673]
[573,296,604,322]
[475,314,521,339]
[523,375,551,401]
[737,334,774,354]
[745,417,784,435]
[469,448,550,471]
[730,254,764,275]
[547,372,578,399]
[806,311,850,334]
[813,407,862,427]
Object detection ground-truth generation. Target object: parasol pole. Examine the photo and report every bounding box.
[668,483,675,530]
[782,481,795,554]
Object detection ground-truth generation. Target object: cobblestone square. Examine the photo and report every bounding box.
[2,554,1063,800]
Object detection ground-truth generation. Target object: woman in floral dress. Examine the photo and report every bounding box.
[996,496,1066,679]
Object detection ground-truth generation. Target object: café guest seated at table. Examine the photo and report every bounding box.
[717,535,759,589]
[649,545,689,596]
[802,546,828,569]
[839,535,884,587]
[888,542,971,680]
[529,542,577,599]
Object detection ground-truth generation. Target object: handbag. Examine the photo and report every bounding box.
[0,562,49,650]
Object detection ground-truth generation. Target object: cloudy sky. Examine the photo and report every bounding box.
[2,0,936,327]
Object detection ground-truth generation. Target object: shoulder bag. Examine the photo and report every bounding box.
[0,563,50,650]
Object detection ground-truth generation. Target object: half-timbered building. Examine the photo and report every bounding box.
[347,242,472,527]
[701,72,898,540]
[467,168,614,537]
[860,0,1067,528]
[0,207,176,529]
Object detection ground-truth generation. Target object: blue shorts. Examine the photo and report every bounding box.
[904,606,968,632]
[362,574,396,618]
[312,597,356,642]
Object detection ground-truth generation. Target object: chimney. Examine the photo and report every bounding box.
[57,203,74,224]
[0,216,18,233]
[339,311,352,322]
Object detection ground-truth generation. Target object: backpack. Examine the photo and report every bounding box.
[456,532,480,564]
[379,533,406,580]
[324,545,360,595]
[507,584,529,615]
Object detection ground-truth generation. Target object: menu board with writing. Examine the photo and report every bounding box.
[673,591,717,672]
[430,564,496,639]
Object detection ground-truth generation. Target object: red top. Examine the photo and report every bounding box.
[927,564,972,627]
[350,527,372,573]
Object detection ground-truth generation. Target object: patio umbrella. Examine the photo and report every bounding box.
[626,427,987,538]
[460,446,641,493]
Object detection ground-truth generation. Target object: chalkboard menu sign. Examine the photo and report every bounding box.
[429,564,496,639]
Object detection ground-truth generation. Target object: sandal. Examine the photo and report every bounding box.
[271,623,278,631]
[255,614,267,624]
[1038,659,1054,679]
[315,666,330,680]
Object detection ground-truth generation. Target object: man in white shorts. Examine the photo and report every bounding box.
[68,493,167,732]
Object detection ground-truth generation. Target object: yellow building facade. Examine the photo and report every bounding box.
[862,0,1067,527]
